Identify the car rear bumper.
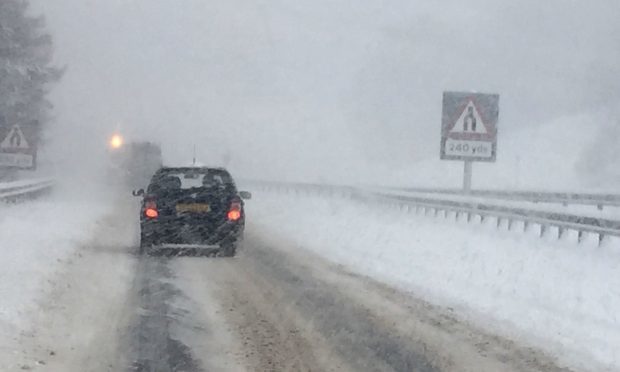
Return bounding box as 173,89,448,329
141,218,244,245
143,244,223,257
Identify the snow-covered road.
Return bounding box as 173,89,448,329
0,192,614,371
250,191,620,372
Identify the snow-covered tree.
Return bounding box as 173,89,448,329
0,0,60,129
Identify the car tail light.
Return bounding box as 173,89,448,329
145,208,159,218
144,200,158,219
227,202,242,221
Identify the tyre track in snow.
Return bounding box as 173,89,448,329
126,257,203,372
122,226,574,372
123,245,439,371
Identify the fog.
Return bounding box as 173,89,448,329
30,0,620,187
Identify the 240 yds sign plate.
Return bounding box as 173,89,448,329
440,92,499,162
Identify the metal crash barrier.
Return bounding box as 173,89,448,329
0,178,54,203
245,180,620,246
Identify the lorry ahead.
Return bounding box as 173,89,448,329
108,141,163,190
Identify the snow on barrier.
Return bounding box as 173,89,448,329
246,180,620,246
391,186,620,210
0,178,54,203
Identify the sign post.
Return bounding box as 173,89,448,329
440,91,499,192
463,161,472,192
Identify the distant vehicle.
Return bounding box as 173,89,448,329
109,141,163,190
135,166,251,257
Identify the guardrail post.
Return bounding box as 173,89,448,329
496,217,501,229
540,224,546,238
578,231,584,243
467,212,472,223
523,221,529,232
507,219,513,231
598,234,605,246
558,227,564,239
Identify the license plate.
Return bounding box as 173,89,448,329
176,203,210,213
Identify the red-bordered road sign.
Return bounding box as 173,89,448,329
0,121,38,169
440,91,499,162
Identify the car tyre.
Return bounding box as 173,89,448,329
139,238,147,256
219,241,237,257
140,233,157,256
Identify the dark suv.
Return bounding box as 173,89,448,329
135,167,251,256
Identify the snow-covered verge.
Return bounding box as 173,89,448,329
248,192,620,372
3,198,138,372
0,192,111,344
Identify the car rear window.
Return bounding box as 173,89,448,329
168,173,227,189
148,168,235,193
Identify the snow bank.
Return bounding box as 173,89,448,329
249,192,620,371
0,193,110,335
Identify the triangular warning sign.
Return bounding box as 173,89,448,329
450,101,487,134
1,125,29,150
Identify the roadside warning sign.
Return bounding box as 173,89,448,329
440,91,499,162
0,121,38,169
1,125,30,150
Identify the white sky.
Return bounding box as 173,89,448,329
30,0,620,184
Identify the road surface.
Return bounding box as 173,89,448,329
5,200,573,372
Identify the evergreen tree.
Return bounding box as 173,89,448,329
0,0,61,130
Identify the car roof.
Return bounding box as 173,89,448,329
157,166,230,173
150,167,236,187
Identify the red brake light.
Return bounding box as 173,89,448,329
144,200,158,218
227,209,241,221
145,208,159,218
227,201,242,221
